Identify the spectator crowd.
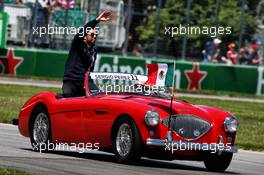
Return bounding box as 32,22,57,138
202,38,263,66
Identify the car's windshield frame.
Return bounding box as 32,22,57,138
86,72,172,99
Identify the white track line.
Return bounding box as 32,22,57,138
176,93,264,103
0,77,61,88
0,77,264,103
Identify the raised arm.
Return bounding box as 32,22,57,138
74,11,112,42
82,11,111,36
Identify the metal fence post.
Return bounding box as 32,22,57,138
0,0,3,11
30,0,39,47
239,0,246,50
63,0,70,50
122,0,132,55
96,0,100,17
215,0,221,27
181,0,192,60
153,0,162,57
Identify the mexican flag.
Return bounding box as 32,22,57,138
145,63,174,87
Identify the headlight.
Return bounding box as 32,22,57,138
224,116,239,133
145,110,160,126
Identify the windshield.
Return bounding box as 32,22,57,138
87,72,172,99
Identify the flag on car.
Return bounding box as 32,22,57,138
145,63,174,87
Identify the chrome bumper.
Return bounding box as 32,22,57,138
146,138,238,153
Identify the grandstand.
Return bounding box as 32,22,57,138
1,0,125,50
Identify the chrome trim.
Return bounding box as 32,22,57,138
218,135,223,155
146,138,238,153
166,130,173,142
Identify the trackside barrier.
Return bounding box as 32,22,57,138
0,47,263,95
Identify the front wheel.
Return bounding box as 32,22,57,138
204,153,233,172
112,117,142,164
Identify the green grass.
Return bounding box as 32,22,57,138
176,89,264,100
2,74,264,99
0,74,62,82
0,167,33,175
177,97,264,151
0,84,263,151
0,84,59,123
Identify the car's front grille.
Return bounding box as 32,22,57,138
163,114,211,140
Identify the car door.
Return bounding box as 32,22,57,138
51,96,87,143
82,95,114,148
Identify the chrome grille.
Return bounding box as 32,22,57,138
163,114,211,140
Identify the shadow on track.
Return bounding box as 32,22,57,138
21,148,239,174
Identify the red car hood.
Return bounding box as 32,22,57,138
100,94,228,123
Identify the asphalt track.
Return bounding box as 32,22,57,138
0,123,264,175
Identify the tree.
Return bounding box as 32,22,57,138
136,0,259,58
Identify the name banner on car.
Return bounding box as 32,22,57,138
90,72,148,82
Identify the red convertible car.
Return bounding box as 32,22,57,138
18,72,239,172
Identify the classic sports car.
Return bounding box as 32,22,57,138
18,72,239,172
